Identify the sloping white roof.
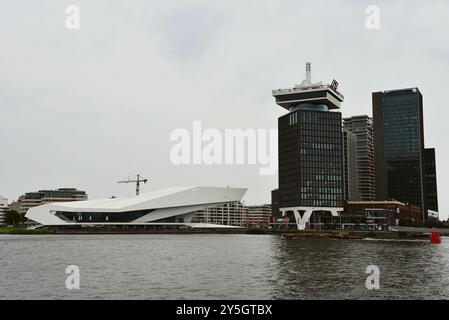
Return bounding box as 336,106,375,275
58,187,193,210
25,186,247,226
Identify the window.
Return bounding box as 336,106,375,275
289,112,298,126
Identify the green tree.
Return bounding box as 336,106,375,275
4,210,21,226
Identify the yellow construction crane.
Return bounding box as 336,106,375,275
117,174,148,196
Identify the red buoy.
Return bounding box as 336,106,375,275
430,229,441,244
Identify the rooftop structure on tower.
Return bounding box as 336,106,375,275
272,62,344,111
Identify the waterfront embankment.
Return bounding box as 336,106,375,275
0,226,442,239
0,227,49,235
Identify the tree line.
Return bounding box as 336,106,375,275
2,210,26,227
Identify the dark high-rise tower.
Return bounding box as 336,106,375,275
273,63,344,230
372,88,427,221
424,148,438,213
343,115,375,201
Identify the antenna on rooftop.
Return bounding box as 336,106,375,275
306,62,311,82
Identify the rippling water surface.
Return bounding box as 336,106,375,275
1,234,449,299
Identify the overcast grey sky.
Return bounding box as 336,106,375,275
0,0,447,219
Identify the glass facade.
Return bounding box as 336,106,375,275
383,90,423,209
279,109,343,208
55,209,154,223
373,88,428,219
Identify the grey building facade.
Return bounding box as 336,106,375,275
343,115,375,201
343,129,358,201
17,188,88,215
0,195,8,225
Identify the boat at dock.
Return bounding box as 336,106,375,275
281,232,363,240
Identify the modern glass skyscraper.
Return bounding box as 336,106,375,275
273,63,344,230
343,115,375,201
372,88,427,221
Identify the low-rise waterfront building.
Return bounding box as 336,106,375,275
245,204,272,228
192,201,247,227
302,200,424,231
0,195,8,225
17,188,87,216
342,200,423,230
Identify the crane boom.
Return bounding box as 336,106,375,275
117,174,148,195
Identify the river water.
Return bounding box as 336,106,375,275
1,234,449,300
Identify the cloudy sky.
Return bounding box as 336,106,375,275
0,0,447,219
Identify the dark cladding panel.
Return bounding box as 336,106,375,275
372,91,385,201
275,90,327,103
271,189,280,218
424,148,438,212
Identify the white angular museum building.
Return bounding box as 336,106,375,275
26,186,248,230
